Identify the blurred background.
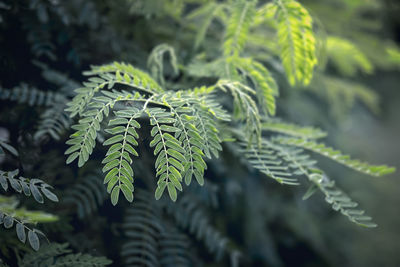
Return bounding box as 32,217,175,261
0,0,399,266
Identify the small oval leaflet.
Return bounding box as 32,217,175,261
4,215,14,228
28,230,40,251
111,186,120,206
167,183,177,202
16,223,26,243
30,181,44,203
9,178,22,192
41,187,59,202
0,141,19,156
0,174,8,191
155,182,166,200
120,184,133,202
20,179,31,196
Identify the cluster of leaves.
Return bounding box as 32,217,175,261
16,243,111,267
0,0,399,266
0,140,58,251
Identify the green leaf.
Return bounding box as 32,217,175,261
155,182,167,200
111,186,120,206
125,135,138,146
167,183,177,202
105,126,126,134
169,166,182,181
41,188,59,202
102,159,119,173
193,169,204,186
16,223,26,243
169,174,182,191
30,183,44,203
120,184,133,202
302,184,318,200
64,144,81,155
66,152,79,164
28,230,40,251
168,157,184,171
124,144,138,156
121,160,134,177
4,215,13,228
165,140,185,153
109,118,129,126
160,125,180,132
104,168,118,184
106,143,123,155
275,137,396,176
223,0,256,56
274,0,317,86
167,149,186,162
0,142,18,157
103,135,124,146
102,151,120,164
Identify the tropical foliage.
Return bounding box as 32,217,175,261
0,0,399,266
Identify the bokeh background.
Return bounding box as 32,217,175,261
1,0,399,266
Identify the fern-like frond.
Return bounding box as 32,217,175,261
85,62,164,93
102,108,141,205
187,87,231,121
275,136,396,176
122,190,194,266
18,243,70,266
252,2,278,27
164,193,240,263
0,84,66,107
316,75,380,116
200,93,232,122
238,139,298,185
223,0,256,56
193,103,224,159
177,91,226,158
0,143,58,251
47,253,112,266
34,61,80,95
0,82,71,141
127,0,186,19
327,36,373,77
122,191,163,267
186,2,226,50
64,173,107,218
0,169,58,203
163,93,208,187
65,62,162,118
231,57,279,116
309,170,378,227
65,63,231,203
147,107,186,202
147,44,178,87
19,242,112,266
273,144,378,227
274,0,317,86
1,196,57,251
65,90,145,167
34,102,71,141
277,146,370,226
160,226,192,267
186,58,228,78
273,144,317,176
216,80,261,143
262,120,327,139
